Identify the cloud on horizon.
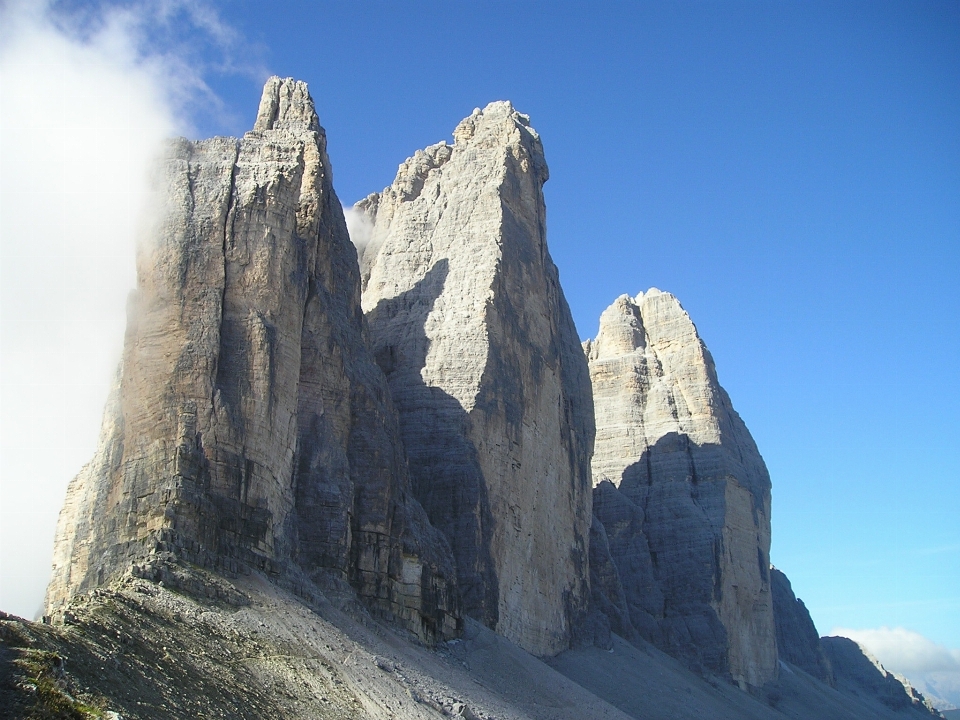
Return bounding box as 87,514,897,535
832,626,960,675
832,626,960,710
0,0,261,620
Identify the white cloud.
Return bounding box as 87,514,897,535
832,626,960,710
343,205,375,257
0,0,258,620
832,626,960,674
32,0,269,136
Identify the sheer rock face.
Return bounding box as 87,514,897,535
770,567,833,684
357,102,595,656
45,77,460,643
585,290,777,688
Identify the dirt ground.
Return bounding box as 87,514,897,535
0,567,942,719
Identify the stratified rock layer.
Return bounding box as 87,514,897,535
770,567,833,684
357,102,594,656
585,290,777,688
46,77,459,643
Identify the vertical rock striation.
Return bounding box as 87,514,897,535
585,290,777,688
357,102,594,656
46,77,459,643
770,567,833,684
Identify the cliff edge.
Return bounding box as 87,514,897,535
45,77,460,643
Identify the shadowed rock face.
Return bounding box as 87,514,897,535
822,636,941,716
357,102,595,656
585,290,778,688
770,567,833,684
45,77,460,643
32,76,939,718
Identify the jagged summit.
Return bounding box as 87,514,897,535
354,99,549,277
45,76,459,643
252,76,321,133
357,102,593,656
451,100,548,178
582,289,666,360
586,289,778,688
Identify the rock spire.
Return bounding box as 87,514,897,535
585,290,778,688
357,101,595,656
45,77,460,643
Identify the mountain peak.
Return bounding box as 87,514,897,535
253,76,320,134
450,100,548,181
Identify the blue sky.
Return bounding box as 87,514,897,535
1,0,958,693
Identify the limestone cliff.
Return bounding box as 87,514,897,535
585,290,778,688
770,567,833,684
32,76,943,717
45,77,459,643
357,102,595,656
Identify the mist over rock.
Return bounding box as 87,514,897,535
45,77,459,643
31,75,939,719
357,101,594,656
584,290,778,688
823,636,942,716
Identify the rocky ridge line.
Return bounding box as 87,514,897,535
34,74,945,719
822,635,941,716
770,567,833,684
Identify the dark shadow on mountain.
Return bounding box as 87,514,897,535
822,636,940,715
770,567,834,685
366,259,500,629
592,431,771,679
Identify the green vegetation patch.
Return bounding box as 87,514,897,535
1,618,106,720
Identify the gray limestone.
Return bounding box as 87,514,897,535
770,567,833,684
822,636,941,716
34,76,935,718
45,77,459,643
585,290,778,688
357,101,594,656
